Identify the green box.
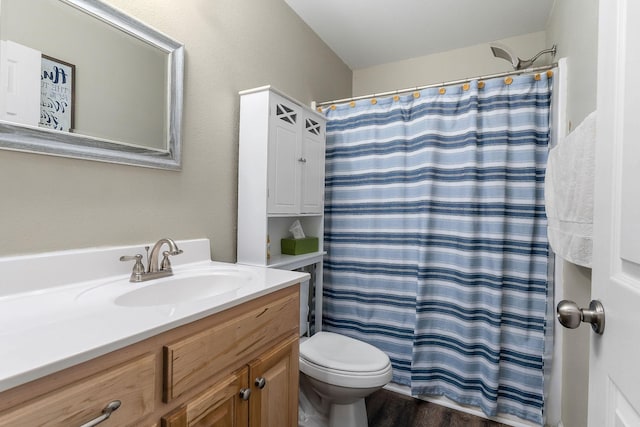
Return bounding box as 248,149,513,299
281,237,319,255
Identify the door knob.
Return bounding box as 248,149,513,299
557,299,605,335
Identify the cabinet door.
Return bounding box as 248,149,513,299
300,115,325,214
162,368,249,427
267,98,300,214
248,336,299,427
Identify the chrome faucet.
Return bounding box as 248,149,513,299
148,237,183,272
120,238,183,282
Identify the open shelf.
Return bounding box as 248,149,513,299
267,251,326,270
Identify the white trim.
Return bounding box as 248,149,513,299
544,57,568,427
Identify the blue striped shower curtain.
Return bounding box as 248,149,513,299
323,73,551,424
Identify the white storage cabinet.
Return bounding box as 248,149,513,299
237,86,326,332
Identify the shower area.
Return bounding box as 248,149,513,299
317,56,564,426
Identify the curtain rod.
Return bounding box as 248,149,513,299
315,63,558,108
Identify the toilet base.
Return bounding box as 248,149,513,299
329,398,367,427
299,375,372,427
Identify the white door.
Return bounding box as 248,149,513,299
268,97,300,214
0,40,41,126
589,0,640,425
300,114,325,214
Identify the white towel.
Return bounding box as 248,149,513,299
545,111,597,267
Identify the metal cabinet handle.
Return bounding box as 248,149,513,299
557,299,605,335
79,400,121,427
239,388,252,400
255,377,266,389
298,157,307,163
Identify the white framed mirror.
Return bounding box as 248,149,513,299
0,0,184,170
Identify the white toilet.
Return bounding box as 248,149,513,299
297,282,393,427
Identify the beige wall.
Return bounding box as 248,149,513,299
546,1,599,427
352,31,548,96
547,0,599,132
0,0,351,261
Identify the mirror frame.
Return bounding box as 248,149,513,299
0,0,184,170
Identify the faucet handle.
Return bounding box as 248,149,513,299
160,251,173,271
120,254,145,282
120,254,143,263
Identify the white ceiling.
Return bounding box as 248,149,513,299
284,0,555,70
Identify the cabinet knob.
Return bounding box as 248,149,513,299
239,388,252,400
298,157,307,163
255,377,267,389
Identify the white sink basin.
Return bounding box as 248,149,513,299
76,268,254,307
115,272,247,307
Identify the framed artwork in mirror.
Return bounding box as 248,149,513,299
39,54,75,132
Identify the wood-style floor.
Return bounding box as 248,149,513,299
365,389,512,427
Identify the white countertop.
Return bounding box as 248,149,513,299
0,239,308,393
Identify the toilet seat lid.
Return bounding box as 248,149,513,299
299,331,390,373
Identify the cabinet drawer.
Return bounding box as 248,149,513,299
0,353,156,427
164,289,299,402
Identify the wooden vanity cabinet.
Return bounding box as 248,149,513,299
161,335,298,427
0,286,300,427
161,286,300,427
